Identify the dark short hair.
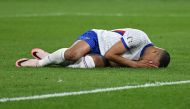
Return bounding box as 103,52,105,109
159,50,170,68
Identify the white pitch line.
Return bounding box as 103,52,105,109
0,80,190,103
0,12,190,18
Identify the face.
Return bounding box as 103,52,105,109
148,49,163,66
141,46,164,67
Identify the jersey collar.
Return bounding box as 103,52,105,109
140,43,154,57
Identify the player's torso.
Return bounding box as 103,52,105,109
92,28,151,60
92,29,121,55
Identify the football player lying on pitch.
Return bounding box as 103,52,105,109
16,28,170,68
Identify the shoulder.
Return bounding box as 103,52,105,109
121,28,151,48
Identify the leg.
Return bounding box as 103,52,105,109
31,41,90,61
16,30,99,67
64,30,100,61
37,40,90,67
65,40,90,61
32,48,106,68
67,54,107,68
38,30,98,66
90,54,107,67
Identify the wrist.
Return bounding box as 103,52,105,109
129,61,139,68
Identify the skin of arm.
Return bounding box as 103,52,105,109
104,40,157,68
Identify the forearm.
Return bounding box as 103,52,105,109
106,54,137,68
104,40,157,68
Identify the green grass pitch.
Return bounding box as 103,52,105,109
0,0,190,108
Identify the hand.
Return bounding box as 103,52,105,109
136,60,158,68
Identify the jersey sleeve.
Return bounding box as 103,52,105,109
121,33,142,49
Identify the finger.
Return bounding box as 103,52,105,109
147,63,158,68
148,61,153,64
140,63,152,68
141,62,158,68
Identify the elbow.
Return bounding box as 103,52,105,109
105,52,113,60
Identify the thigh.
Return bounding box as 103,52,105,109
77,30,100,54
65,30,100,61
65,40,91,61
69,40,91,56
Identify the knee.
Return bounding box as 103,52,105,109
64,49,81,61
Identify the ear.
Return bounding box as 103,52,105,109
152,50,158,53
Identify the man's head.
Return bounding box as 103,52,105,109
143,46,170,68
158,50,170,67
